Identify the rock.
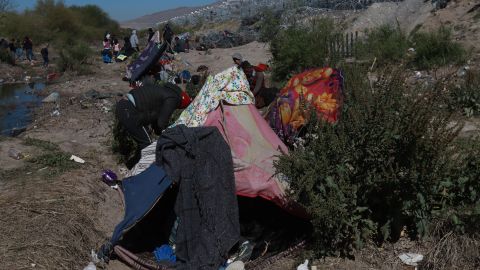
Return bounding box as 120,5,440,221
10,127,27,137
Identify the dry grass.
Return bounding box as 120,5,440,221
0,163,107,269
423,232,480,270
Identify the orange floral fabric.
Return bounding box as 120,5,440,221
266,67,343,144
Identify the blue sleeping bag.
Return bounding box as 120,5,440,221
110,163,172,244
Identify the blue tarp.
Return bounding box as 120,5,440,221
110,164,172,245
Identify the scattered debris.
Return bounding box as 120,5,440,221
226,261,245,270
456,65,470,77
101,170,118,186
84,89,114,100
82,262,96,270
399,253,424,268
8,148,24,160
70,155,85,164
296,259,309,270
51,109,61,117
42,92,60,103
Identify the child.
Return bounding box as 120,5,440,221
113,38,120,58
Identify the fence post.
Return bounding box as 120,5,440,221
355,31,358,58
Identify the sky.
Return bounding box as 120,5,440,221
15,0,217,21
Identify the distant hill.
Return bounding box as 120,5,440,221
120,1,222,29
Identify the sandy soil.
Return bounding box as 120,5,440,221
176,41,271,74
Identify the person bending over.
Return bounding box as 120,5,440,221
115,83,183,169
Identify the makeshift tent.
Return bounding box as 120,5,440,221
129,66,307,218
265,67,344,144
126,31,167,82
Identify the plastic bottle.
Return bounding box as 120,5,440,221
83,262,96,270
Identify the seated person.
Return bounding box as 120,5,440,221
251,64,278,109
115,83,186,169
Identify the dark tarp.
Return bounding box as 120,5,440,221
127,42,167,83
110,163,172,245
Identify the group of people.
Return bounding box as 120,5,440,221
115,49,275,170
0,37,49,67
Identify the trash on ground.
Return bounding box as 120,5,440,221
297,259,309,270
42,92,59,103
70,155,85,164
82,262,96,270
226,261,245,270
153,245,176,263
8,148,24,160
51,109,60,116
399,253,424,266
101,169,118,185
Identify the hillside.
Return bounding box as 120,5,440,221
121,6,201,29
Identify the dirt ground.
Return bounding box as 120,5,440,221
1,1,480,267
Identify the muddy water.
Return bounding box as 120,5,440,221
0,82,45,136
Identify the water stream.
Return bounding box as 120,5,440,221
0,82,45,136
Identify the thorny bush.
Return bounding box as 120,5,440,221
275,66,480,257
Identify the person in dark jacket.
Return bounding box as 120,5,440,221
163,23,174,53
115,83,183,168
147,27,155,42
23,36,33,62
8,38,16,64
40,44,49,68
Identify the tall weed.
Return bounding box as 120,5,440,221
411,27,466,69
57,42,93,74
270,18,337,81
275,66,476,256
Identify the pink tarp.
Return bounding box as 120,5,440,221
205,104,308,218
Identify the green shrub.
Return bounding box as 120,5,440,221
275,66,471,256
411,27,466,69
358,25,409,64
258,8,282,42
270,18,337,81
433,137,480,235
449,71,480,117
57,42,94,74
0,1,120,55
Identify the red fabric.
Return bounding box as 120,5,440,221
254,63,269,72
179,91,192,109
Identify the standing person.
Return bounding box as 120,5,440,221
147,27,155,42
113,38,120,58
130,30,139,52
102,38,112,63
40,44,49,68
122,36,135,57
23,36,34,63
114,83,188,168
8,38,16,65
163,23,174,53
15,39,23,61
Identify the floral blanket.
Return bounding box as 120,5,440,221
173,66,254,127
266,67,344,144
